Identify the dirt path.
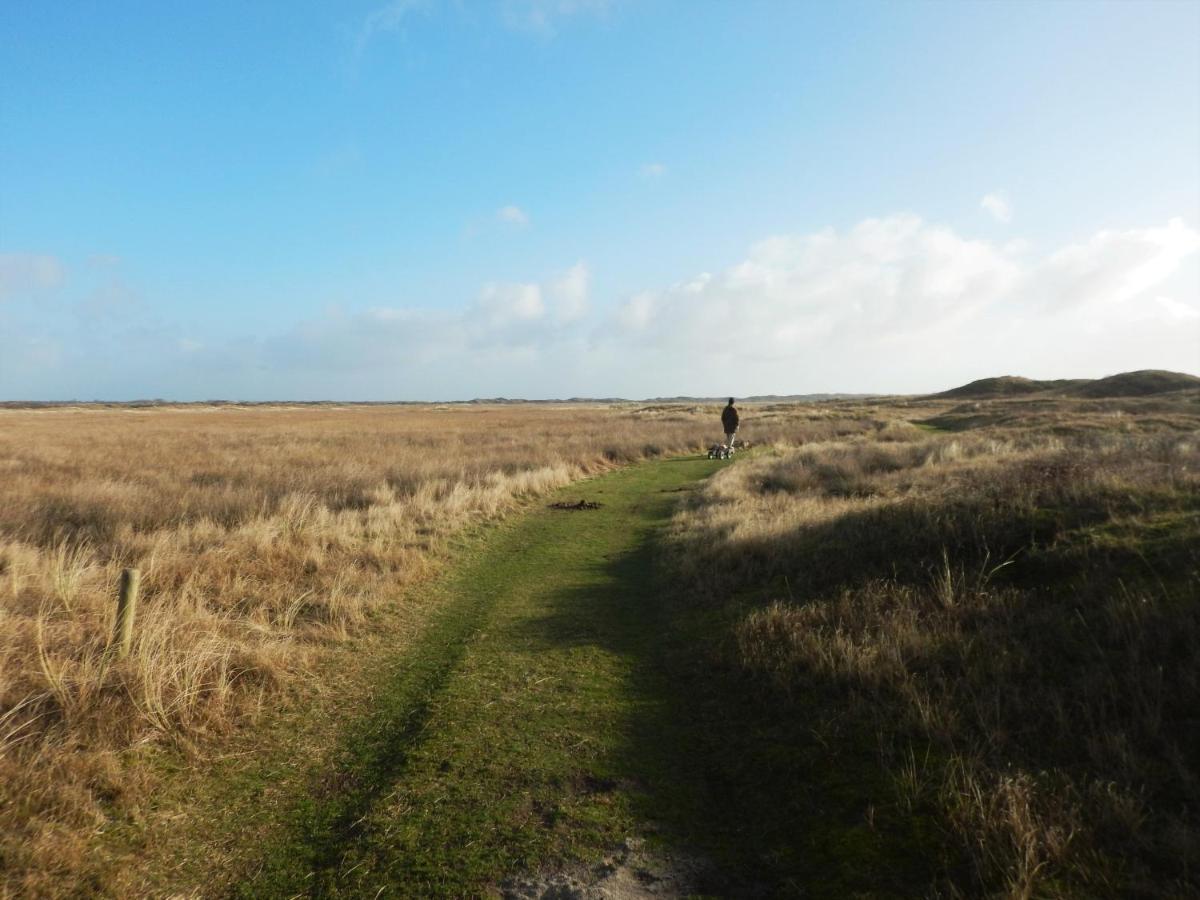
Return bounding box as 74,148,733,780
232,455,729,898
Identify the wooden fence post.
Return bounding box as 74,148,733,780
113,568,140,658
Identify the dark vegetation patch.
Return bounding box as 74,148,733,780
1068,369,1200,398
663,403,1200,896
934,368,1199,400
550,500,604,510
915,390,1199,434
935,374,1055,398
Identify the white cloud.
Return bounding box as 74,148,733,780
501,0,613,34
596,215,1197,393
981,191,1013,224
253,262,590,382
147,214,1200,397
616,215,1022,352
477,281,544,324
0,253,65,301
549,261,589,322
461,264,589,335
6,216,1197,400
639,162,667,179
1156,295,1200,320
496,204,530,226
1035,217,1200,309
616,291,655,331
353,0,430,58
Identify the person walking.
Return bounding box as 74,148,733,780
721,398,740,452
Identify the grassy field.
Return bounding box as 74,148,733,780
664,393,1199,896
1,392,1196,896
0,401,837,896
218,455,729,898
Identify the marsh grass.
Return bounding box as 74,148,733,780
0,401,854,895
667,395,1199,896
4,394,1195,895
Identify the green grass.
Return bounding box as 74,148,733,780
132,451,964,897
230,455,728,896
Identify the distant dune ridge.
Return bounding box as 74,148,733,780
934,369,1200,400
2,370,1196,408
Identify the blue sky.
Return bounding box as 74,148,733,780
2,0,1198,399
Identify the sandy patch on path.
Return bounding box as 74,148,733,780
498,837,727,899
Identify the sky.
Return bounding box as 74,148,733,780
1,0,1198,400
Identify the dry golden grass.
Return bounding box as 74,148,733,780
0,401,858,896
667,395,1200,896
7,394,1194,896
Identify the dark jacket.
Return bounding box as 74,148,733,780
722,404,739,432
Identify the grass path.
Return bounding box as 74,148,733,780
235,454,727,897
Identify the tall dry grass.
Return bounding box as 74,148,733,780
667,398,1199,896
0,401,862,895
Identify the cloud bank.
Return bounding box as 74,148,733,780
2,216,1196,400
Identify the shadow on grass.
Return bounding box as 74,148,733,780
510,488,1200,896
507,524,951,897
230,454,1198,897
697,481,1196,604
